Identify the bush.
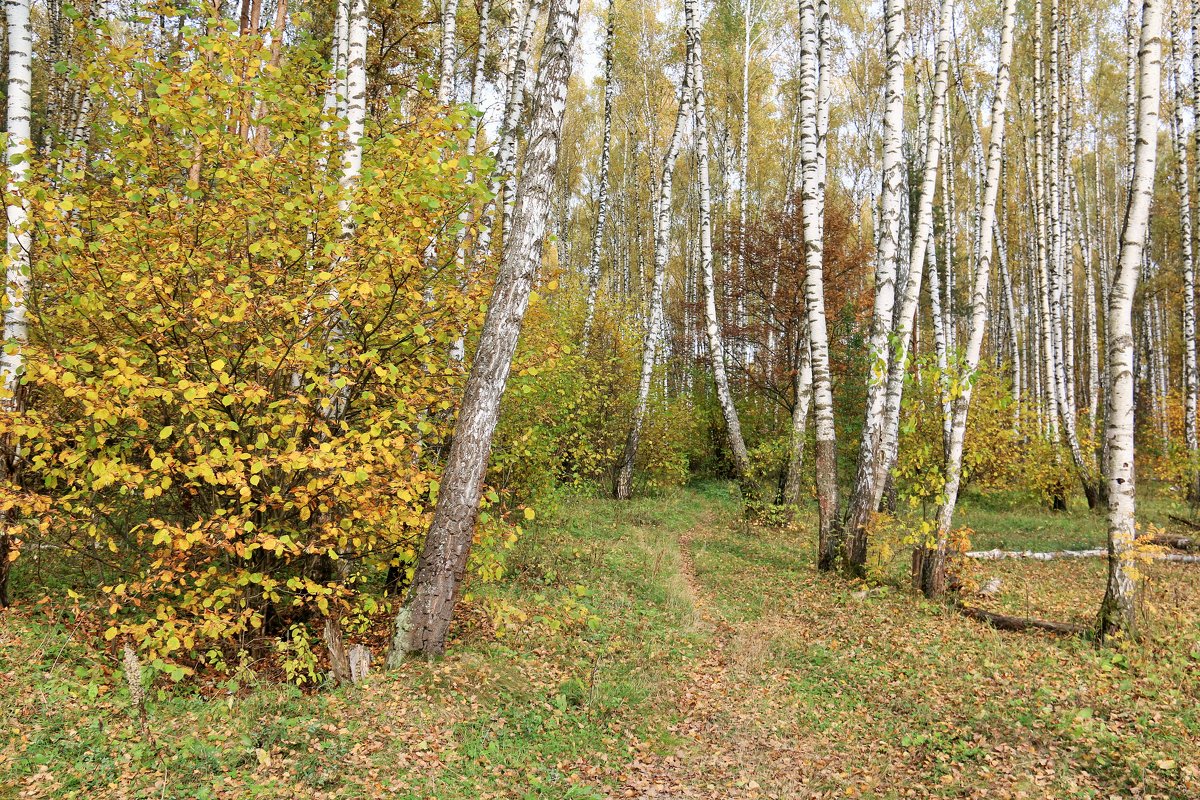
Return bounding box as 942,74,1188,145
2,21,506,671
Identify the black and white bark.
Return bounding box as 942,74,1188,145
1100,0,1161,641
0,0,32,608
615,61,692,500
923,0,1016,597
844,0,907,573
582,0,615,350
687,0,752,487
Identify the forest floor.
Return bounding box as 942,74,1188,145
2,483,1200,799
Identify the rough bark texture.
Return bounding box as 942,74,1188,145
956,603,1087,635
874,0,955,580
1100,0,1161,642
389,0,581,659
437,0,462,104
1170,6,1200,502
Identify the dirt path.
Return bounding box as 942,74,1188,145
604,515,817,799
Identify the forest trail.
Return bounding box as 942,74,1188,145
605,511,818,799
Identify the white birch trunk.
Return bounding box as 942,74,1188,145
686,0,752,486
865,0,955,570
1100,0,1161,640
844,0,907,572
1170,6,1199,499
582,0,615,351
614,65,692,500
0,0,32,607
925,0,1017,597
390,0,581,658
798,0,840,569
438,0,462,104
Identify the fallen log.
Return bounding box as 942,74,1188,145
964,548,1200,563
954,602,1087,635
965,548,1103,560
1167,514,1200,532
1144,532,1198,551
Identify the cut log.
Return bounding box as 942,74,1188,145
954,603,1086,635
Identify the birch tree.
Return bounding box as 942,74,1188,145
388,0,582,658
1169,5,1199,502
844,0,906,574
687,0,753,489
438,0,462,104
615,59,692,501
869,0,955,582
0,0,32,608
797,0,840,569
582,0,615,350
1099,0,1162,641
922,0,1016,598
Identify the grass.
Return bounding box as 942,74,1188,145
2,482,1198,798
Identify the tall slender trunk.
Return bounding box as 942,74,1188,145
922,0,1016,598
389,0,581,658
1170,6,1199,500
798,0,840,569
1100,0,1161,641
687,0,752,488
844,0,907,573
0,0,32,608
872,0,954,581
615,65,692,500
582,0,615,351
476,0,542,261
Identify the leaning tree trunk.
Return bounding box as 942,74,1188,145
921,0,1016,598
1100,0,1162,642
0,0,31,609
388,0,581,659
686,0,753,489
614,65,693,500
844,0,906,575
582,0,615,351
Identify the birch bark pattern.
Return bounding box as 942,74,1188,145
389,0,581,658
1100,0,1162,641
614,59,692,500
582,0,615,350
687,0,753,488
844,0,906,573
437,0,462,104
924,0,1016,598
797,0,840,569
872,0,955,583
0,0,31,608
1170,6,1199,502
